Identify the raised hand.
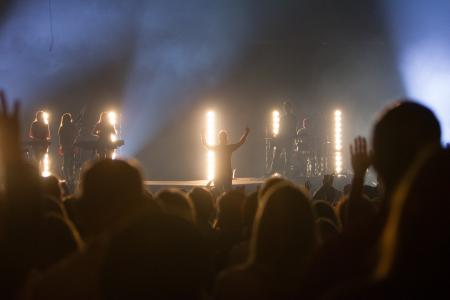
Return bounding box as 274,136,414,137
245,126,250,134
0,90,21,162
350,136,371,178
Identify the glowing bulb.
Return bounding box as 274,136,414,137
108,111,117,126
206,111,216,180
42,153,51,177
43,111,49,125
334,109,343,174
272,110,280,136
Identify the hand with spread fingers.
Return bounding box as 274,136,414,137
350,136,371,178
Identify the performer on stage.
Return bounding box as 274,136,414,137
58,113,77,182
297,117,316,153
92,112,116,159
29,110,50,167
201,126,250,193
270,101,297,174
296,117,315,176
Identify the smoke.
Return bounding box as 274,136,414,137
383,0,450,142
121,1,254,155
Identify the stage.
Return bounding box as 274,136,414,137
144,177,266,192
143,175,352,193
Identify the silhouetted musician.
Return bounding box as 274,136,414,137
29,110,50,165
92,112,117,159
58,113,77,181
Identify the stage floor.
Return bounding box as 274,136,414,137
144,177,266,187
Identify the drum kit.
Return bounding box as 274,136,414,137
265,133,334,178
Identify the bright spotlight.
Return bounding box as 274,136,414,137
42,153,51,177
206,111,216,180
108,111,117,126
272,110,280,136
43,111,49,125
334,110,343,174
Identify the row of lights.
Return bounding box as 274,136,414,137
206,111,216,181
334,110,343,174
271,109,344,175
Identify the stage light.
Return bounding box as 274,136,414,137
206,111,216,180
43,111,49,125
334,110,343,174
111,133,118,159
272,110,280,136
42,153,51,177
108,111,117,126
384,0,450,143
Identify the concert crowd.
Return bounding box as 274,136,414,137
0,89,448,299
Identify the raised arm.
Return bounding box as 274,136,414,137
231,126,250,151
201,129,213,151
347,136,372,225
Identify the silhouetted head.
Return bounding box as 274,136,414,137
283,101,293,114
323,174,334,187
312,200,338,226
259,176,287,199
60,113,72,128
41,175,62,201
156,189,195,224
36,111,45,123
102,213,208,300
372,101,441,195
189,187,214,224
376,149,450,290
79,159,144,236
249,182,316,272
218,130,228,145
316,218,339,244
216,190,245,231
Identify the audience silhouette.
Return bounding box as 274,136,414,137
0,89,447,300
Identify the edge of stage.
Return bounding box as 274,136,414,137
144,175,352,192
144,177,266,192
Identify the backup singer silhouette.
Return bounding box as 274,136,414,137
201,127,250,193
29,110,50,168
92,112,116,159
58,113,77,182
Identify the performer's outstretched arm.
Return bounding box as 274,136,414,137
201,130,213,151
231,126,250,151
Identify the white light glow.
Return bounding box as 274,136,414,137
108,111,117,126
334,110,343,174
384,0,450,143
206,111,216,180
42,153,51,177
43,111,49,125
272,110,280,136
